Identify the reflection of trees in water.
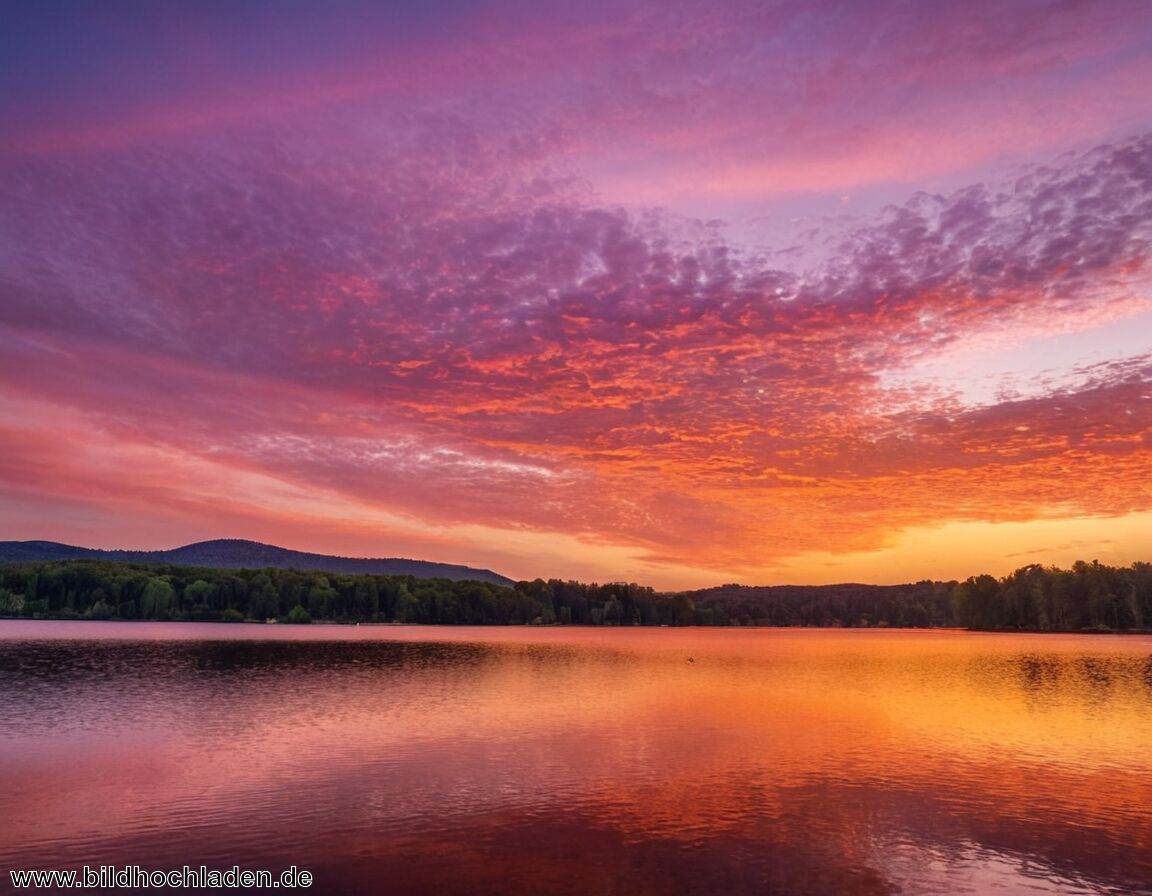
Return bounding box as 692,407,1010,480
967,649,1152,711
1016,653,1062,688
1014,652,1065,710
3,630,1152,895
1075,655,1115,699
0,639,501,739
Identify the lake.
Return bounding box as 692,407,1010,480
1,622,1150,895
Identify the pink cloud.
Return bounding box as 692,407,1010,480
1,123,1149,576
1,1,1150,581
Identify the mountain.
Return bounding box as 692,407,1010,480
0,539,515,587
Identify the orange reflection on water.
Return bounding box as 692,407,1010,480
1,623,1150,895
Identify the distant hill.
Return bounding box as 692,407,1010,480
683,580,957,628
0,539,515,587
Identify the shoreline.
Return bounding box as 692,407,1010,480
2,616,1150,635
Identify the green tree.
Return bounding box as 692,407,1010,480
306,578,338,619
247,573,279,620
286,604,312,624
0,587,25,616
185,579,215,612
139,578,175,620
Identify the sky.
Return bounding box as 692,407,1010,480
1,0,1150,589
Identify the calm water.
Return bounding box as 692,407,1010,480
1,622,1150,895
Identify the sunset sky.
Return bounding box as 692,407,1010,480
1,0,1149,589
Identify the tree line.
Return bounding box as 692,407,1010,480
686,581,956,628
0,561,534,625
0,561,675,626
0,558,1149,630
951,561,1152,631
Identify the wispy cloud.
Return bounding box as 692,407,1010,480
1,0,1149,582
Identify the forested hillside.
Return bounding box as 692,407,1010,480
0,559,1148,631
0,539,512,586
951,561,1152,631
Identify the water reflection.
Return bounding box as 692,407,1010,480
1,622,1150,895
